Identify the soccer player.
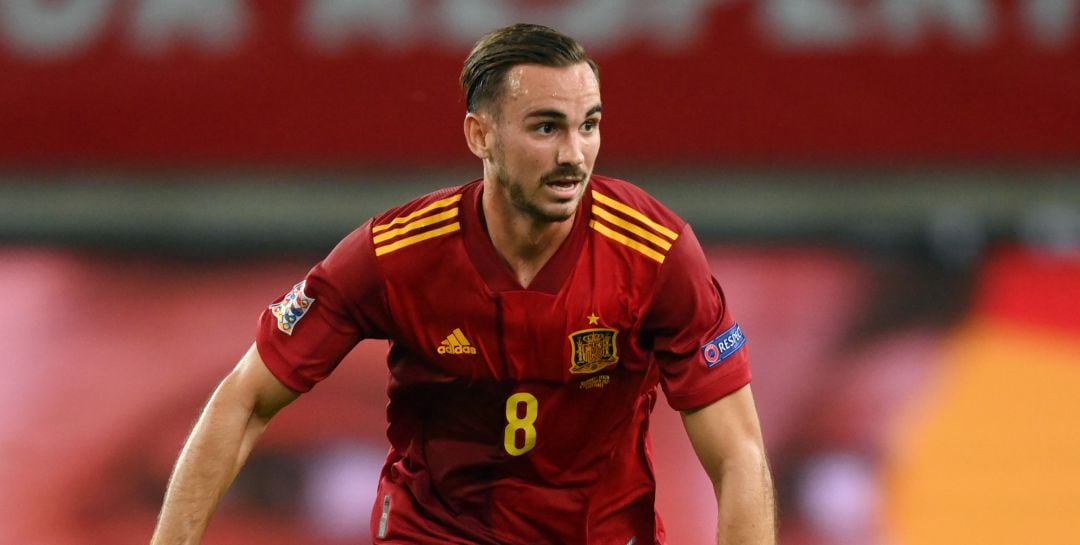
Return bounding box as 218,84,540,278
151,23,775,545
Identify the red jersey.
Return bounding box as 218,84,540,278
256,175,751,545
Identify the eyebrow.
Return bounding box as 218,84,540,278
525,104,603,120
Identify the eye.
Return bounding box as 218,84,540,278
581,119,599,132
535,123,555,135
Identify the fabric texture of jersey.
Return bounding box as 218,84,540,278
255,175,752,545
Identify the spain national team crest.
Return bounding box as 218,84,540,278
568,328,619,374
269,280,315,335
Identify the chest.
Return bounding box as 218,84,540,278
381,240,657,384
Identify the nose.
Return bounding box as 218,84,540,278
556,131,586,168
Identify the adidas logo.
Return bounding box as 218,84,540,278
437,328,477,355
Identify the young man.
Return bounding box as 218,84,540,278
152,24,775,545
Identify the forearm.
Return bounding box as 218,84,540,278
714,446,776,545
150,377,271,545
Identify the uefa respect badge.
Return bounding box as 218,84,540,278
701,323,746,368
269,280,315,335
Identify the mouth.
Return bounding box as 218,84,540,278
544,177,585,197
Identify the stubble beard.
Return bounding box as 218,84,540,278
496,167,585,224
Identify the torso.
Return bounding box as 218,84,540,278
369,178,677,544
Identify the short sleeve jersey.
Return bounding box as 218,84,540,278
256,176,751,545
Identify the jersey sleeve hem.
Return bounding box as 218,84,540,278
255,329,315,394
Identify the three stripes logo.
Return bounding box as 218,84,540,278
373,194,462,256
437,328,477,355
589,190,679,264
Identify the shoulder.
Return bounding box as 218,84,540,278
589,175,685,227
587,174,687,265
369,182,472,258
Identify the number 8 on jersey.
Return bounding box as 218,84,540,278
504,392,538,456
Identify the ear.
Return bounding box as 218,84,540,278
464,112,492,160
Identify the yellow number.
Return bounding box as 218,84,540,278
504,392,538,456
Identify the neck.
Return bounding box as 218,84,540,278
481,185,575,289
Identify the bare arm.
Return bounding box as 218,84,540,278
150,343,299,545
682,385,776,545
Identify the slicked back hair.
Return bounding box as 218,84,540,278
461,23,599,115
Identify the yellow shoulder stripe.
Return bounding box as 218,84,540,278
375,223,461,256
591,190,679,241
590,220,666,264
372,208,458,244
590,189,680,262
372,194,462,234
591,205,672,251
372,194,463,256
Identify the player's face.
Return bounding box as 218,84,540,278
488,62,601,223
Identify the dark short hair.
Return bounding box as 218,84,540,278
460,23,599,113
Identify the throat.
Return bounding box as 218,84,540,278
489,219,572,289
481,183,577,289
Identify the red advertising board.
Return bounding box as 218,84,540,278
1,0,1078,167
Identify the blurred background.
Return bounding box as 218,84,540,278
3,1,1079,544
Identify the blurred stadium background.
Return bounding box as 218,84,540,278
3,1,1079,544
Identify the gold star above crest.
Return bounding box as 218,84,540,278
587,313,600,325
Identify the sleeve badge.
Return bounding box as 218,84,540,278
701,323,746,368
269,280,315,335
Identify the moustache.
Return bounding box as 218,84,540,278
541,167,589,184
